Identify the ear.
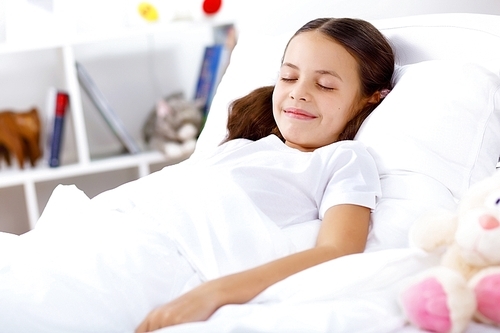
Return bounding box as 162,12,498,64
156,99,171,117
355,92,381,113
366,91,382,105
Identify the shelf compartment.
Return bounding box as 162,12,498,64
0,185,30,235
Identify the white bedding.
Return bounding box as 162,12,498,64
1,185,499,333
3,184,414,333
0,190,449,333
2,11,500,333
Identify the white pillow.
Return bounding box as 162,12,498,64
358,60,500,198
359,60,500,250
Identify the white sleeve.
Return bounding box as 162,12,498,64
319,142,381,219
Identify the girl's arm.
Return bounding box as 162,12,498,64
135,204,370,333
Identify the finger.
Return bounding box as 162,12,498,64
134,322,146,333
135,317,151,333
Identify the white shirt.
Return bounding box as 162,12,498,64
92,135,381,279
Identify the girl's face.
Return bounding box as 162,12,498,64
272,31,368,151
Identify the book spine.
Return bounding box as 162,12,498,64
49,91,70,167
195,44,224,115
207,46,230,112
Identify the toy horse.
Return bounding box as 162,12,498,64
0,108,42,169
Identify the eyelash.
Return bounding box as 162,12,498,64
279,78,334,91
317,84,334,91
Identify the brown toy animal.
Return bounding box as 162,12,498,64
0,108,42,169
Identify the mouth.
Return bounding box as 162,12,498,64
283,107,317,120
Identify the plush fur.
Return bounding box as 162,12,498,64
142,93,204,159
399,171,500,333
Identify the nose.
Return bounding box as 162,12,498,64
479,214,500,230
289,81,310,101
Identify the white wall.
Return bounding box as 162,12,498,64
214,0,500,35
60,0,499,171
1,0,498,157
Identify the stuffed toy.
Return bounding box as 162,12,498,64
0,108,42,169
142,93,204,159
399,170,500,333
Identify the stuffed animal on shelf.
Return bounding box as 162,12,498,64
142,93,204,159
399,171,500,333
0,108,42,169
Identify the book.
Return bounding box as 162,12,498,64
213,23,237,50
48,91,70,167
194,44,230,115
75,62,141,155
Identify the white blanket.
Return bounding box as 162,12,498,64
1,185,498,333
157,249,500,333
156,248,438,333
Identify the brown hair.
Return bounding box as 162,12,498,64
225,17,394,143
225,85,283,142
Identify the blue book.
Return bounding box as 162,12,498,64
49,91,70,167
195,44,229,115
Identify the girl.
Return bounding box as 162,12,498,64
0,17,394,333
136,17,394,332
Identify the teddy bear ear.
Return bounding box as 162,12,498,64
458,170,500,212
156,99,171,117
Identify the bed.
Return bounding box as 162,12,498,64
1,12,500,333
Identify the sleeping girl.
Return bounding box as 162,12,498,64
0,17,394,333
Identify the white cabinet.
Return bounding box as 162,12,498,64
0,21,214,234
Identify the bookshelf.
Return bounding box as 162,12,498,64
0,20,216,234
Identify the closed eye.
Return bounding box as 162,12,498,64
317,84,334,91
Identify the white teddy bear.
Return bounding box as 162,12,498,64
399,170,500,333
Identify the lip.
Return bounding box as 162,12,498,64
283,107,317,120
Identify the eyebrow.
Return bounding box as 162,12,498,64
281,62,343,82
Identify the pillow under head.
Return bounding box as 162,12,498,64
358,60,500,250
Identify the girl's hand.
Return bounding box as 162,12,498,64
135,281,222,333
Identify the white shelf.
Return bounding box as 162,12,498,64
0,151,182,189
0,20,212,234
0,149,189,230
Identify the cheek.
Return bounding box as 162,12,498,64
343,94,366,121
272,89,284,114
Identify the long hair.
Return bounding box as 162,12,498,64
225,17,394,143
225,86,283,142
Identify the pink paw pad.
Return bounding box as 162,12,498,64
474,272,500,324
401,277,451,333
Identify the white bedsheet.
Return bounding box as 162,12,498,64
152,248,499,333
1,185,499,333
157,248,500,333
156,248,431,333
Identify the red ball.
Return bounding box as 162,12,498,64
202,0,222,15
